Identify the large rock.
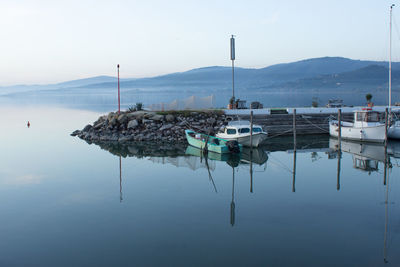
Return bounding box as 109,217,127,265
165,114,175,122
159,123,173,131
109,117,118,127
93,121,104,130
118,114,128,124
207,117,216,124
71,130,81,136
127,119,139,129
151,114,164,122
83,124,92,132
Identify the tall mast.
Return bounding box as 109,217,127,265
389,4,395,114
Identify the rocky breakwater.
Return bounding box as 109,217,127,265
71,110,227,143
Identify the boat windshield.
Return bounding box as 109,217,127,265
356,112,381,122
239,128,250,133
253,127,262,133
227,128,237,135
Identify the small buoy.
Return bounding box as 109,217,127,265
27,121,30,128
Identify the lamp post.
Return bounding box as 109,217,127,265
117,64,120,114
230,35,235,108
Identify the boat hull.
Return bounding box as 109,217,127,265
388,122,400,139
185,130,242,154
215,132,267,147
329,120,386,143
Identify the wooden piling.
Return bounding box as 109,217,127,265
336,150,341,191
250,153,253,193
292,151,296,193
385,108,389,144
293,109,297,151
250,111,253,147
338,109,342,148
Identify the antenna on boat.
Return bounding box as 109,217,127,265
389,4,395,119
230,35,236,107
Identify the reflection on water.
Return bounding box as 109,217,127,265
80,133,400,265
3,106,400,266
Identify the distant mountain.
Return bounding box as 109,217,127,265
75,57,399,91
275,64,398,91
1,57,399,96
0,75,122,95
54,75,119,88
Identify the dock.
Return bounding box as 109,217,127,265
224,106,400,136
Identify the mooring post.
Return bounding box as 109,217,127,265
384,144,388,186
250,110,254,193
338,109,342,148
292,151,296,193
385,108,389,145
292,109,297,192
337,150,341,191
250,153,253,193
250,111,254,147
293,109,297,151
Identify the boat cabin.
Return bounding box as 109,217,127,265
221,125,263,135
354,109,382,123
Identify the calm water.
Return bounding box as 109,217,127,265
3,89,400,112
1,105,400,266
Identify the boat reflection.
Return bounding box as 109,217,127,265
328,138,388,174
185,145,268,167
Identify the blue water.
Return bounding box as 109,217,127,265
0,105,400,266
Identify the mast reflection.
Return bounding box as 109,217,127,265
119,155,123,202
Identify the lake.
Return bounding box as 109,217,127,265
0,105,400,266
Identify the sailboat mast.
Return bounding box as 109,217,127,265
389,4,394,113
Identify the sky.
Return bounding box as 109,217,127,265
0,0,399,86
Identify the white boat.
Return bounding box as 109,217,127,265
386,5,400,139
216,120,268,147
388,120,400,139
329,108,386,143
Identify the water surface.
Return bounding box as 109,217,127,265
0,106,399,266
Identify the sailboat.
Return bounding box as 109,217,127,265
329,6,395,143
387,4,400,139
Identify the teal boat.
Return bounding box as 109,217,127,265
185,130,242,154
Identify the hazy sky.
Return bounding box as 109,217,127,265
0,0,399,85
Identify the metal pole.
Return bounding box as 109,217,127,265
117,64,120,114
383,159,390,263
230,35,235,104
119,155,123,202
389,5,395,116
232,60,235,100
230,167,235,227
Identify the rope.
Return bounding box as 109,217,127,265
300,115,330,133
264,129,293,139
